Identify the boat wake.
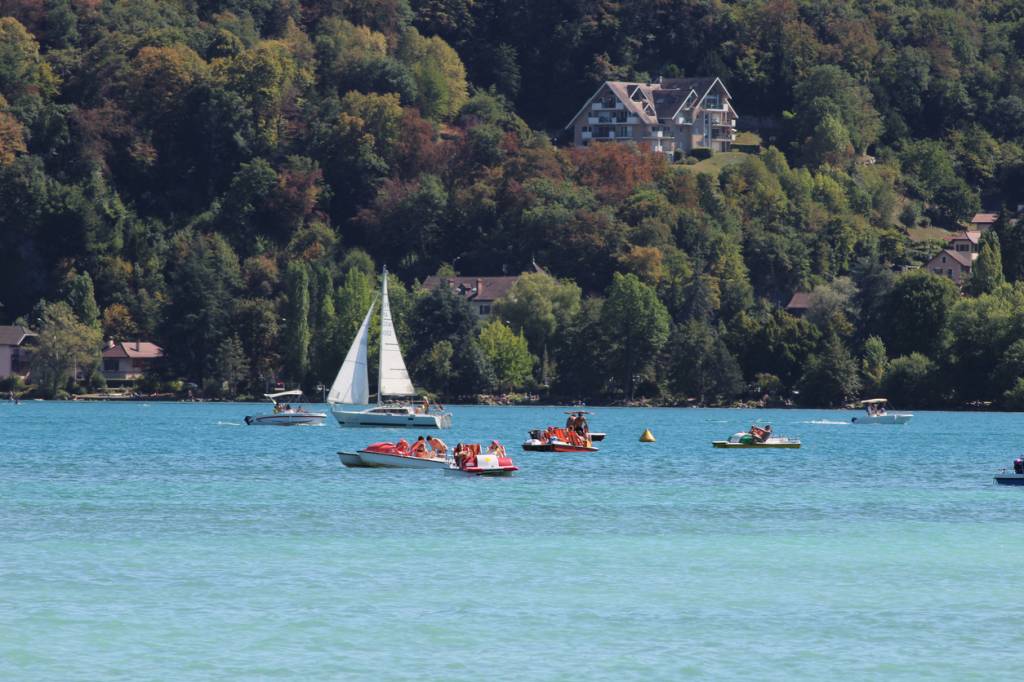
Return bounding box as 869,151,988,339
216,421,243,426
803,419,848,425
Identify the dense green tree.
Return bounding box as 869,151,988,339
283,261,310,382
492,271,581,359
879,270,959,358
797,334,862,407
163,232,241,383
861,335,888,395
883,353,939,408
478,319,534,391
30,301,102,397
214,334,249,397
966,232,1005,296
667,320,744,404
601,273,670,400
63,271,100,328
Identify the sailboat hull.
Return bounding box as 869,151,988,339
331,406,452,428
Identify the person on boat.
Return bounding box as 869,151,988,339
487,440,506,457
427,436,447,456
1014,457,1024,475
453,443,466,467
420,398,430,414
396,438,410,454
411,435,428,457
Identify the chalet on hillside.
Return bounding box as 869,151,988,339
565,76,737,156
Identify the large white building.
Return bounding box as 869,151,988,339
565,76,737,156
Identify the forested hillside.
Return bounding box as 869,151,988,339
3,1,1024,407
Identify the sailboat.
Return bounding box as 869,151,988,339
327,267,453,428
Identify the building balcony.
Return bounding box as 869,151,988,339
587,116,600,125
591,101,624,110
711,118,737,127
581,131,592,140
627,114,640,123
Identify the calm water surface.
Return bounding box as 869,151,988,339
1,403,1022,679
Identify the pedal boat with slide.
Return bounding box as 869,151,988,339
522,427,599,453
712,424,801,449
244,390,326,426
338,440,447,468
444,443,518,477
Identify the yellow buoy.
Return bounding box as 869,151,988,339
639,428,656,443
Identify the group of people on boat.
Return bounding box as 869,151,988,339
272,402,304,414
452,441,509,468
866,403,886,417
393,435,449,459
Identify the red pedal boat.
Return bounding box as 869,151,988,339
521,427,599,453
446,443,518,476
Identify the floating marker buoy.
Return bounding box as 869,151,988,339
639,428,656,443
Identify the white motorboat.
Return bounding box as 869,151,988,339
327,267,452,429
851,398,912,425
245,390,326,426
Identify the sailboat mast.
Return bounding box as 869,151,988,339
378,266,386,406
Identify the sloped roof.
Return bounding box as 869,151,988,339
946,231,981,245
785,292,812,310
565,76,731,128
422,276,520,303
102,341,164,359
0,325,35,346
971,212,998,224
929,249,974,268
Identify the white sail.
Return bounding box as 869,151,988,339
378,267,416,399
327,301,376,405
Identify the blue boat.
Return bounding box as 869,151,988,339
995,473,1024,486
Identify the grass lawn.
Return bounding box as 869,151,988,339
678,151,749,177
908,225,955,242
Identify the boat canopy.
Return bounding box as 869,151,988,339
564,410,593,415
860,398,889,404
266,390,304,402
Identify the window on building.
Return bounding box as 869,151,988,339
705,94,720,108
933,268,943,274
479,304,491,315
941,256,946,263
103,358,119,372
618,126,629,137
947,269,954,277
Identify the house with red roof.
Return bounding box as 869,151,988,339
421,275,521,320
926,248,975,286
102,340,164,384
970,213,998,231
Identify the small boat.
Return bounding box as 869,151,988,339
995,457,1024,485
522,427,599,453
244,390,325,426
445,443,518,476
712,424,800,448
327,267,452,429
338,440,448,469
851,398,912,425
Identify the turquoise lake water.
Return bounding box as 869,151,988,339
1,402,1022,679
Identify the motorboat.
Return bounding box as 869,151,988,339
851,398,912,425
995,457,1024,485
444,443,518,476
712,424,800,448
522,427,599,453
244,390,325,426
327,266,452,429
338,440,448,469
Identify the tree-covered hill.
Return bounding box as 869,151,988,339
2,1,1024,407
